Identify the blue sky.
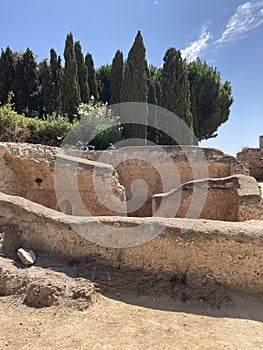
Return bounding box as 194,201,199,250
1,0,263,155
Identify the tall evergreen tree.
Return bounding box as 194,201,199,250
96,64,111,103
187,58,233,141
147,65,157,105
121,31,148,140
160,48,193,144
13,48,38,115
0,47,15,104
61,32,81,119
110,50,123,105
85,53,98,100
74,41,89,103
50,48,63,116
23,48,39,114
147,65,157,143
38,59,52,116
13,52,24,113
148,64,162,105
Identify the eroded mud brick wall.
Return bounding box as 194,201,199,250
83,146,248,217
1,191,263,293
0,143,248,218
0,143,126,216
237,136,263,181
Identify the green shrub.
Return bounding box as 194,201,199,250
0,92,71,146
26,117,71,146
0,93,30,142
0,93,121,149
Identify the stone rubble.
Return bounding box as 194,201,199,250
17,248,37,266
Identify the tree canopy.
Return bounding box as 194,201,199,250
61,32,81,118
110,50,123,105
121,30,148,140
187,58,233,141
0,31,234,144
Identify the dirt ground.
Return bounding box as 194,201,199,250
0,255,263,350
0,291,263,350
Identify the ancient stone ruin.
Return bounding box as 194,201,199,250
0,141,263,299
237,135,263,181
1,142,259,220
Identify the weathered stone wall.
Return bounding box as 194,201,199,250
83,146,248,217
0,143,126,216
1,192,262,293
0,143,249,218
237,136,263,181
152,174,263,221
237,148,263,181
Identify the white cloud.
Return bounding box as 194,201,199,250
215,2,263,45
181,26,212,61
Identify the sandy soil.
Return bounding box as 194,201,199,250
0,292,263,350
0,250,263,350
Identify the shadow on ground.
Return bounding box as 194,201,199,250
1,251,262,323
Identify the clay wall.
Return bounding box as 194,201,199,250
152,174,263,221
0,143,126,216
0,143,250,218
83,146,247,217
237,136,263,181
1,192,262,293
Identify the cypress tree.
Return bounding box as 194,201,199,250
74,41,89,103
38,59,52,116
13,52,25,113
147,66,157,105
23,48,39,114
110,50,123,105
0,47,15,104
61,32,81,119
147,65,157,143
96,64,111,103
160,48,193,144
121,31,148,140
13,48,38,115
85,53,98,100
50,48,63,117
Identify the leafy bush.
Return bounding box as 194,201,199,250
0,92,71,146
0,93,122,149
0,92,30,142
26,117,71,146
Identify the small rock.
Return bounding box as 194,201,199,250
17,248,36,266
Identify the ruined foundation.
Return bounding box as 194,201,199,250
0,142,263,294
237,135,263,181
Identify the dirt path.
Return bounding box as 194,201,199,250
1,291,263,350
